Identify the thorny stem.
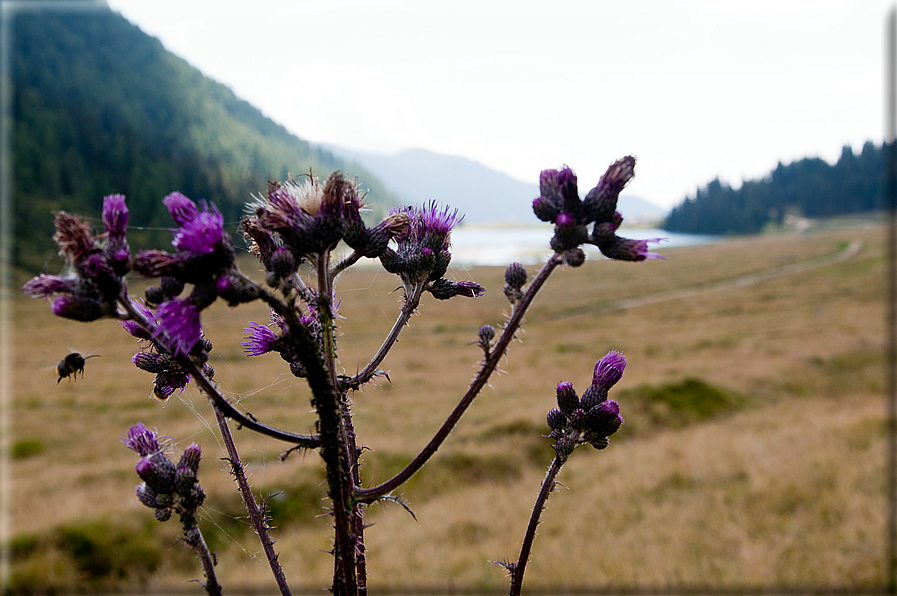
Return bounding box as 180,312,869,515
509,454,564,596
183,524,223,596
354,253,563,502
213,406,293,596
342,402,368,595
315,253,358,596
343,280,426,391
117,295,321,448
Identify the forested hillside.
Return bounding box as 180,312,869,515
12,8,395,271
663,142,887,235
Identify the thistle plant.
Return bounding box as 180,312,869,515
23,157,661,595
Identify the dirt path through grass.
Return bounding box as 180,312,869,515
606,238,863,312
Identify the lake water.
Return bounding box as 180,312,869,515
447,225,720,267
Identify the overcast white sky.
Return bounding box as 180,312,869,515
104,0,891,209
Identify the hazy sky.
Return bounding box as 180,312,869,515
104,0,890,208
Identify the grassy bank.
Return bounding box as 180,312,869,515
9,223,887,591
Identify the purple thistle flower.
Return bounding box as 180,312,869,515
162,192,199,227
593,350,626,390
242,322,279,356
394,200,462,251
102,194,129,240
22,274,78,298
171,201,225,255
419,200,461,240
155,299,202,356
122,423,162,457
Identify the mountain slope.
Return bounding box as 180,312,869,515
324,146,668,225
12,8,394,271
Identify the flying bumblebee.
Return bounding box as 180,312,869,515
56,353,100,384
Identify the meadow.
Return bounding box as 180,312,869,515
8,220,888,592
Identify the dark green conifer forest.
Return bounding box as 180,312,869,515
12,8,395,272
663,142,887,235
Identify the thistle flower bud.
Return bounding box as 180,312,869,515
178,443,202,476
532,196,560,223
579,384,607,411
135,456,177,493
132,352,169,374
162,192,199,226
22,274,79,298
593,350,626,390
478,324,495,343
583,156,635,223
216,274,261,306
145,285,166,305
547,408,567,430
585,399,624,438
597,235,665,262
135,483,161,509
51,295,104,322
555,436,576,460
427,278,486,300
504,262,527,289
555,381,579,417
268,247,296,279
102,194,129,240
160,276,184,298
550,217,589,253
563,248,586,267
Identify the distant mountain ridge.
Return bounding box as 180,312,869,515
323,146,668,225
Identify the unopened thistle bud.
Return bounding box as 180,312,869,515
564,248,586,267
547,408,567,430
51,295,104,322
132,352,169,374
504,262,527,289
593,350,626,390
427,278,486,300
556,381,579,417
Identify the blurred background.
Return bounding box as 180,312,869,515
3,0,892,592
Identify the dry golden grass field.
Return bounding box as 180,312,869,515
7,220,890,592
